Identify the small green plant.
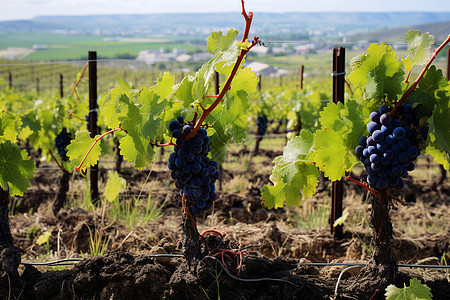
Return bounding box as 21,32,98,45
26,225,41,241
85,224,110,257
36,231,51,255
287,199,329,230
108,191,165,229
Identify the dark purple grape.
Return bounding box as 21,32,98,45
370,111,380,123
169,120,181,131
367,121,380,135
358,136,367,146
378,105,389,114
183,125,192,134
393,127,406,140
372,130,384,143
380,113,392,125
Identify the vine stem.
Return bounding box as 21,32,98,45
184,0,257,140
345,175,379,197
70,62,88,100
75,127,124,171
391,34,450,115
48,149,65,172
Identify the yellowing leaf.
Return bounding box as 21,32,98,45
333,211,349,227
104,171,126,202
36,231,51,245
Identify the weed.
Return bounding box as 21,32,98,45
26,225,41,241
108,191,165,229
84,224,110,257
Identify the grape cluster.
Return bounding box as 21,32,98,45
356,104,428,191
257,115,268,138
55,128,71,161
167,116,219,215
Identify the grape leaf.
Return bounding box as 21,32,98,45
0,111,22,142
311,100,365,181
425,91,450,170
104,171,126,202
67,131,102,172
405,30,434,67
349,43,404,101
0,141,36,196
385,278,432,300
261,131,319,209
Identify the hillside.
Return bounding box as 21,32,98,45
348,20,450,43
1,12,450,36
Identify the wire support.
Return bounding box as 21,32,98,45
20,254,184,266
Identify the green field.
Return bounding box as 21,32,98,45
0,33,205,60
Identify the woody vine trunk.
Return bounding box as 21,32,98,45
0,187,21,296
346,190,397,299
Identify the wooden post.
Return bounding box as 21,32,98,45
8,72,12,89
60,74,64,98
330,47,345,239
215,71,223,192
36,77,40,95
299,65,304,89
258,74,262,91
88,51,99,204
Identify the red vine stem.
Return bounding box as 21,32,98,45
345,175,379,198
155,137,177,147
184,0,257,140
391,34,450,115
49,149,65,172
75,127,124,171
70,62,89,99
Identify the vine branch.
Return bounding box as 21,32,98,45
184,0,258,140
391,35,450,115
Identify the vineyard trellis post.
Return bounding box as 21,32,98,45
88,51,99,204
299,64,304,89
215,71,223,191
330,47,345,239
8,72,12,89
36,77,40,95
60,74,64,98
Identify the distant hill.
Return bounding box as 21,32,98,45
1,12,450,36
348,20,450,43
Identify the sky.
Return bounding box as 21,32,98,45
1,0,449,21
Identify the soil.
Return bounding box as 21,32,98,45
4,148,450,299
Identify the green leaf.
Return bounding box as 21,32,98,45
0,141,36,196
385,278,432,300
425,93,450,170
104,171,126,202
348,43,404,101
67,131,102,172
312,100,365,181
0,111,22,142
405,30,434,67
140,88,167,140
261,131,319,209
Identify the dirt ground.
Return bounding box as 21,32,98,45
5,147,450,299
